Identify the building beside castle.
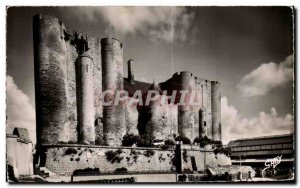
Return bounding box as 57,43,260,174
33,14,221,147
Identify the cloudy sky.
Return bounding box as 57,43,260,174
6,7,294,144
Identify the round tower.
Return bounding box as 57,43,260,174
177,71,198,142
199,107,207,137
146,92,173,141
101,38,126,146
33,14,68,144
77,53,95,144
211,81,221,141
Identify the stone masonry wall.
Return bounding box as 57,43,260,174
146,95,178,140
101,38,126,146
44,146,176,176
33,14,69,144
194,77,212,139
124,97,139,135
43,144,230,176
65,38,79,143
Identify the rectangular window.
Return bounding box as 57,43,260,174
261,145,271,150
265,145,271,149
283,144,289,148
283,143,293,148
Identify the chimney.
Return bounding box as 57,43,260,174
128,59,135,84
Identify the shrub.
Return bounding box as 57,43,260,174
214,147,231,157
161,145,170,150
133,155,138,162
194,136,211,147
95,138,106,146
130,149,141,162
165,139,175,146
212,140,223,146
175,136,191,144
144,150,155,157
116,149,123,155
115,167,128,173
178,174,187,182
182,149,188,163
194,136,223,147
64,148,77,155
73,168,100,176
137,134,154,147
158,154,166,162
105,150,123,164
122,134,139,146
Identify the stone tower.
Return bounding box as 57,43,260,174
199,85,207,138
33,14,69,144
76,52,95,144
211,81,221,141
33,14,102,145
177,71,199,142
101,38,126,146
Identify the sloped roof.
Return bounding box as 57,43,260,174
227,134,293,147
123,78,153,96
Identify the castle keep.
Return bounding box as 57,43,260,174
30,14,229,177
33,14,221,147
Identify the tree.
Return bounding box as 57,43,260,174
137,134,154,147
175,136,191,144
122,134,139,146
194,136,211,147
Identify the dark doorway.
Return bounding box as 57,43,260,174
190,156,197,171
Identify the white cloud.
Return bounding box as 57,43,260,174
73,7,196,43
221,97,294,144
6,75,36,143
237,55,294,97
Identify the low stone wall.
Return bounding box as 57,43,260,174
43,145,176,176
180,145,231,172
41,144,231,176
